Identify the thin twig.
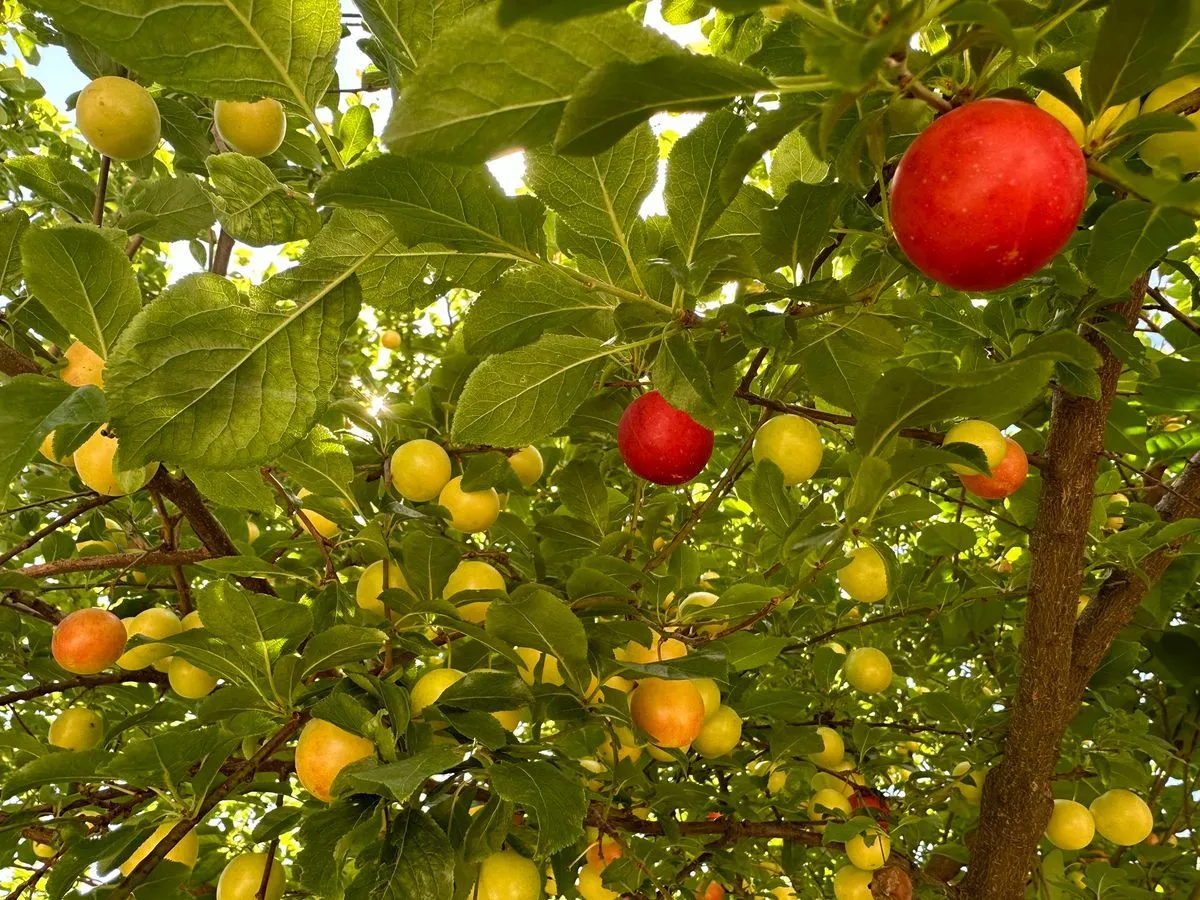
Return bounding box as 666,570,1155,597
92,156,111,226
0,670,168,708
0,494,114,566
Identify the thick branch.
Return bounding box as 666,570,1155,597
0,495,113,566
585,804,820,843
0,670,167,708
211,229,234,276
1,591,64,624
18,547,213,579
0,345,41,377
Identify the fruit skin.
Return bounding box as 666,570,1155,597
843,647,892,694
445,559,506,625
120,821,198,875
61,341,105,387
691,704,742,758
508,446,544,486
808,726,845,768
356,559,410,618
622,634,688,664
1046,798,1096,850
410,668,466,717
168,656,218,699
813,759,864,796
617,391,714,486
585,836,623,870
39,432,74,466
48,707,103,750
809,788,852,824
1035,68,1139,146
890,98,1086,291
699,883,726,900
32,841,56,859
117,608,182,670
850,787,892,828
438,476,501,532
216,851,285,900
838,547,889,604
391,439,452,502
52,608,127,675
76,76,161,160
74,429,155,496
1090,789,1153,845
578,861,619,900
630,678,706,748
213,98,286,157
959,437,1028,500
833,864,874,900
381,329,402,350
846,828,892,870
295,719,375,803
691,677,721,718
296,489,340,538
475,849,541,900
944,420,1007,475
1141,75,1200,172
516,648,563,686
753,414,823,485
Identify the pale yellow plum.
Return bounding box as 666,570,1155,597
753,414,823,485
391,439,452,502
446,559,506,625
1142,75,1200,172
295,718,375,803
214,98,286,157
216,852,284,900
1046,798,1095,850
410,668,465,717
476,849,541,900
1090,789,1153,845
845,828,891,870
833,865,873,900
691,705,742,758
808,726,844,768
944,420,1006,475
117,608,181,670
76,76,160,160
508,446,544,486
691,677,721,719
838,547,888,604
120,821,198,875
356,559,410,617
296,489,340,539
168,657,218,699
516,647,563,686
60,341,105,387
48,707,102,750
843,647,892,694
438,477,500,532
1035,68,1139,146
74,429,156,497
577,861,619,900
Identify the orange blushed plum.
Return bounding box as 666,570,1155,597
51,608,127,674
295,718,375,802
890,99,1086,291
959,437,1028,500
617,391,713,486
630,677,706,748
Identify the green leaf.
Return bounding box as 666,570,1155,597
0,208,28,291
451,335,613,446
281,425,359,513
336,745,465,803
556,460,609,534
439,670,534,711
652,332,720,428
917,522,978,555
1085,0,1191,113
22,225,141,359
400,531,461,603
557,55,772,155
187,467,277,514
339,104,374,162
744,459,795,537
117,175,216,242
206,154,322,247
106,261,363,469
488,759,588,856
4,750,108,799
197,581,313,675
666,108,746,262
721,632,790,671
0,377,106,504
762,181,847,277
356,0,489,76
296,802,377,897
316,156,545,257
345,810,455,900
162,629,268,690
300,625,386,679
30,0,341,109
770,128,829,194
795,313,902,414
5,155,95,220
106,727,229,790
382,7,676,163
1085,199,1196,297
497,0,629,24
462,265,613,355
486,588,591,692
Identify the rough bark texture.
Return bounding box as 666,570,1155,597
962,285,1146,898
0,344,41,376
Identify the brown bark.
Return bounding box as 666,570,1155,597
0,344,41,377
0,494,113,566
0,670,167,707
19,546,214,579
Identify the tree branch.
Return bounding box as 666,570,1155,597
735,388,945,444
0,344,41,377
211,229,234,276
0,494,114,567
0,670,167,708
1146,285,1200,340
92,156,111,227
18,546,213,579
1,591,65,624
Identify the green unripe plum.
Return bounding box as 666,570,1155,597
410,668,465,717
117,608,181,670
807,726,844,768
845,828,891,870
214,98,286,157
691,705,742,758
838,547,889,604
391,439,452,502
356,559,410,617
944,419,1007,475
1141,75,1200,172
76,76,161,160
475,849,541,900
48,707,102,751
833,864,873,900
1045,798,1095,850
507,445,544,486
691,677,721,719
168,656,218,699
445,559,506,624
1090,789,1153,845
752,414,823,485
216,852,284,900
843,647,892,694
438,476,500,533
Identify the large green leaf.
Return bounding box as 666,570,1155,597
486,588,590,692
299,625,386,680
1085,0,1191,113
5,155,95,220
0,208,29,290
336,745,465,803
355,0,488,75
382,7,676,163
22,225,141,359
496,0,629,23
117,175,216,242
187,467,277,514
439,670,534,711
105,261,364,469
281,425,359,513
1085,199,1195,297
762,182,848,278
488,759,588,856
666,108,746,263
196,581,313,675
451,335,614,446
4,750,108,799
206,154,322,247
30,0,340,108
345,810,454,900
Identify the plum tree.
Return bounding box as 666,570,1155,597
75,76,160,160
213,98,287,157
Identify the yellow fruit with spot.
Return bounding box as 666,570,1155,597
74,429,155,497
438,476,501,532
476,849,541,900
296,489,339,539
578,861,619,900
1141,75,1200,172
76,76,160,160
214,98,286,158
391,439,452,502
119,821,198,875
1035,68,1138,146
944,420,1007,475
295,718,375,803
808,726,845,768
838,547,889,604
410,668,465,717
508,446,544,486
833,864,873,900
168,656,218,699
381,329,402,350
356,559,409,618
117,608,181,671
49,707,103,750
843,647,892,694
1090,789,1153,845
216,852,284,900
1045,798,1095,850
691,677,721,718
516,647,564,686
753,414,823,485
446,559,506,625
691,704,742,758
845,828,891,870
60,341,105,387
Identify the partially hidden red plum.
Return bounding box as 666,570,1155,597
617,391,713,486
